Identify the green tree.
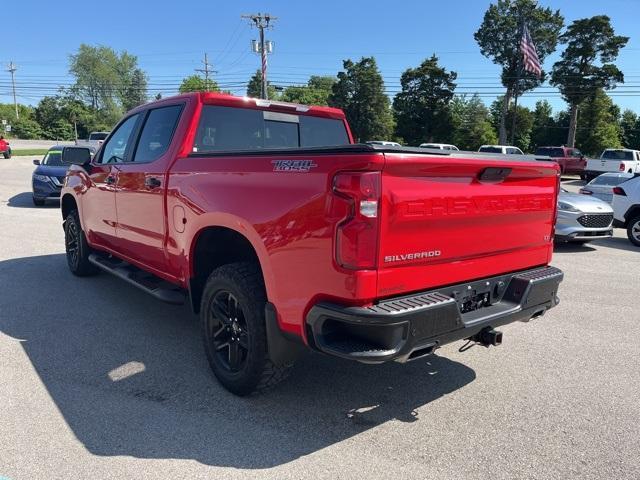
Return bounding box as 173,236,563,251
551,16,629,147
246,70,279,99
120,68,148,111
490,97,534,151
12,117,43,139
530,100,555,149
69,44,148,117
280,76,336,105
328,57,394,142
475,0,563,144
450,95,497,150
392,55,457,145
575,89,621,155
179,74,220,93
619,109,638,149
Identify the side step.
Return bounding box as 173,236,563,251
88,254,185,305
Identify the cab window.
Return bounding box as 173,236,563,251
132,105,183,163
99,114,140,164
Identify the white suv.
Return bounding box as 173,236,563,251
611,175,640,246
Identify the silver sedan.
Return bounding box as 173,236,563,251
555,189,614,244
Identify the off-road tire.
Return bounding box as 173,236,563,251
64,209,98,276
201,262,292,396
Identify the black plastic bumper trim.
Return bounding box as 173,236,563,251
306,266,563,363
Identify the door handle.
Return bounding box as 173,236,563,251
105,175,116,185
145,177,162,189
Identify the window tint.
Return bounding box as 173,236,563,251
193,105,349,152
89,132,109,141
479,146,502,153
571,149,582,157
535,147,563,157
602,150,634,160
264,120,298,148
299,115,349,147
133,105,182,163
100,114,139,164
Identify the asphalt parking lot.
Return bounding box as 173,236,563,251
1,156,639,480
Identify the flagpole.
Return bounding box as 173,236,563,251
510,18,523,146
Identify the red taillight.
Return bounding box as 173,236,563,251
579,188,592,195
619,163,625,172
333,171,380,269
613,186,627,196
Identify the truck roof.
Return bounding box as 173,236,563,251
135,92,346,120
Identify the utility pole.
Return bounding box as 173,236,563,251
6,61,18,120
195,53,216,91
242,13,276,99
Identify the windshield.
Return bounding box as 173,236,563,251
535,147,564,157
602,150,634,160
41,150,65,166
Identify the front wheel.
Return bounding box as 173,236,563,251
65,210,98,276
3,151,9,159
627,216,640,247
201,262,292,396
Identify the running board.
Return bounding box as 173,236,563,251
88,254,186,305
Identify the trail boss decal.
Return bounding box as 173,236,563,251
272,160,318,172
384,250,442,263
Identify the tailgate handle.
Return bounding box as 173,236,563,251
478,167,512,183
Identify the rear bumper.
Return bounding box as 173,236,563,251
306,266,563,363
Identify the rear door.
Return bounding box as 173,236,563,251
113,104,184,275
377,152,559,297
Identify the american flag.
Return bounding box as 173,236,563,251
520,25,542,77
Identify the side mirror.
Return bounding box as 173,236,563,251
33,159,40,165
62,147,92,166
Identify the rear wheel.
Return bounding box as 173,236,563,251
65,210,98,276
201,262,292,396
627,216,640,247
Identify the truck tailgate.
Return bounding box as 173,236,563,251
377,153,559,297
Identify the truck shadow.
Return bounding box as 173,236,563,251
0,254,476,469
6,192,59,208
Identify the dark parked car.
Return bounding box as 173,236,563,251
32,146,92,206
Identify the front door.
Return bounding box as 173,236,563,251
114,104,183,275
81,114,141,249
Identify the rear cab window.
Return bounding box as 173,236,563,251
192,105,349,153
479,146,503,154
535,147,564,157
602,150,634,161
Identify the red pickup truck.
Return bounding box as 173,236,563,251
60,93,563,395
534,146,587,177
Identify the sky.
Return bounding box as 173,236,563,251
1,0,639,114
